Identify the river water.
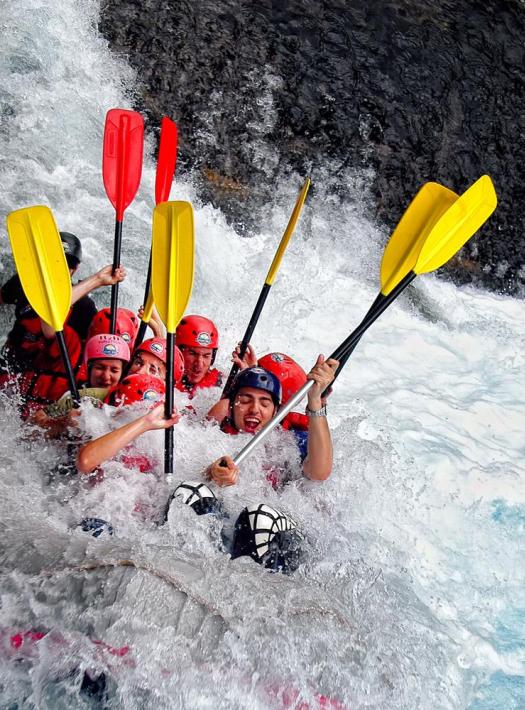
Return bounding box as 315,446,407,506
0,1,524,708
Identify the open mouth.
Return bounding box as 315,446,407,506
242,417,261,432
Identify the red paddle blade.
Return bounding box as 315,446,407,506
103,108,144,221
155,117,178,205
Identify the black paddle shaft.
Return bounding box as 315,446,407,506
56,330,80,406
110,220,123,334
164,331,175,474
322,272,416,396
222,282,271,398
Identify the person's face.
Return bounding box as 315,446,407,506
129,351,166,379
182,346,214,384
89,359,123,388
232,386,277,434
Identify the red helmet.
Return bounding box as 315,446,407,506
87,308,139,346
134,338,184,383
176,315,219,350
257,353,307,405
84,334,130,366
105,374,165,407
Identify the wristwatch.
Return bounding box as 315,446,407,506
306,404,327,417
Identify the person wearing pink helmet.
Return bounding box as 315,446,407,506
82,334,131,388
128,338,184,383
175,315,223,398
28,334,131,437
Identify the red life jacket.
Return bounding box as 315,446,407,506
220,417,239,435
176,368,223,399
120,450,153,473
14,325,82,419
282,412,309,432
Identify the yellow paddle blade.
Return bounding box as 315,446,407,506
381,182,459,295
6,205,71,331
415,175,497,275
265,177,311,285
141,287,154,324
151,201,194,333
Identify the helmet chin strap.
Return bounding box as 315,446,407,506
228,401,240,432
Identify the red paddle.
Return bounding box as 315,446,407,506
155,117,178,204
102,108,144,333
135,116,178,348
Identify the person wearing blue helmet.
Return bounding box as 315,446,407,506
168,354,338,574
206,354,338,485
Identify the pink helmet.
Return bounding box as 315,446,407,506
84,334,131,366
134,338,184,383
87,308,140,345
257,353,307,405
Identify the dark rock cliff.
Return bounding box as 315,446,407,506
100,0,525,295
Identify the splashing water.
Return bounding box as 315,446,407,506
0,1,524,708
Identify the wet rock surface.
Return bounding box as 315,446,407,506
100,0,525,295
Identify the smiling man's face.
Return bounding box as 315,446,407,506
232,386,277,434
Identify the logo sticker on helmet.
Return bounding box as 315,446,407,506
150,343,163,353
271,353,285,362
103,343,118,355
143,389,160,401
121,332,131,342
196,332,212,346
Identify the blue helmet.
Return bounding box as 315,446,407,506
230,367,282,407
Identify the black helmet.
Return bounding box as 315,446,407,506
231,504,304,574
60,231,82,267
164,480,224,520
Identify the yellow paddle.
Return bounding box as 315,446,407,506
151,201,195,473
222,177,311,396
333,174,498,361
330,181,459,387
232,174,497,467
6,205,80,403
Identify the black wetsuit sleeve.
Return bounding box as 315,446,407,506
68,295,97,340
1,275,25,305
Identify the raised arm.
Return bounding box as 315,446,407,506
302,355,339,481
71,265,126,305
76,404,179,474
